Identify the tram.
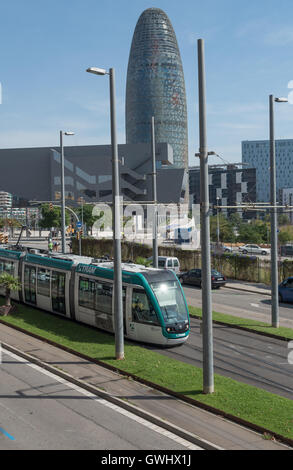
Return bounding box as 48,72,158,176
0,247,190,346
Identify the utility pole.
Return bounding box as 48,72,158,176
198,39,214,394
216,196,220,247
86,66,124,360
109,68,124,360
60,130,74,254
269,95,278,328
151,116,158,268
269,95,288,328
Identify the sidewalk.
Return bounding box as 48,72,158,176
0,322,289,450
225,280,271,296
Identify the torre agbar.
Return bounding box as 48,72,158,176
126,8,188,171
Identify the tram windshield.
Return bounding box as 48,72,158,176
151,281,189,325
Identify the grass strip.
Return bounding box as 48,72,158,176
1,300,293,441
188,305,293,340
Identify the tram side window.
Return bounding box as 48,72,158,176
132,289,159,325
0,260,14,276
95,282,113,315
37,268,51,297
79,277,95,310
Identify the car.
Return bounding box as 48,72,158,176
238,244,270,256
178,268,226,289
222,245,233,253
279,277,293,303
148,256,180,274
281,245,293,257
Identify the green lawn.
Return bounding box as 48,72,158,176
0,300,293,441
188,305,293,340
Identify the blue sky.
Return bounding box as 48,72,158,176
1,0,293,165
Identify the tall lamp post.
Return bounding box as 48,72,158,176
60,131,74,254
197,39,214,394
269,95,288,328
151,116,158,268
216,196,220,247
86,66,124,360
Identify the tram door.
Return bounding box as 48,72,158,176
112,286,126,333
51,271,66,314
24,265,36,304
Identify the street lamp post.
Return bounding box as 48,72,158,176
216,196,220,247
60,130,74,254
151,116,158,268
86,66,124,360
269,95,288,328
197,39,214,394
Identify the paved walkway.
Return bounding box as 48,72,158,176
0,323,289,450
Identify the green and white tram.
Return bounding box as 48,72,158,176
0,248,190,346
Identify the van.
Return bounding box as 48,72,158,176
157,256,180,274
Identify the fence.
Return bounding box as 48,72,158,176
73,238,293,285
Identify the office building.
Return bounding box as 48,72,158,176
189,164,256,219
126,8,188,173
242,139,293,202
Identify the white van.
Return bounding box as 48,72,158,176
157,256,180,274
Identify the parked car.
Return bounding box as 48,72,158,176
178,268,226,289
222,245,233,253
279,277,293,303
281,245,293,257
148,256,180,274
239,244,270,256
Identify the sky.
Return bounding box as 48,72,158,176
1,0,293,165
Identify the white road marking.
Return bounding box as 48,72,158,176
2,348,203,450
250,303,260,308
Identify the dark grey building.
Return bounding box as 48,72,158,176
0,143,187,206
189,164,256,219
126,8,188,172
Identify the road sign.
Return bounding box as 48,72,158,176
76,222,82,229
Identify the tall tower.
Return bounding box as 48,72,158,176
126,8,188,171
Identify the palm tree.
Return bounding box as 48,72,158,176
0,273,21,315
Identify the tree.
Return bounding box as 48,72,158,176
0,273,21,315
278,214,290,226
279,230,293,245
39,204,70,229
75,204,101,235
210,215,234,243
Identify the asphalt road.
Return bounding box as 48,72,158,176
0,349,200,450
148,317,293,400
183,284,293,328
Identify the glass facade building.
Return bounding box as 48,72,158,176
242,139,293,202
126,8,188,171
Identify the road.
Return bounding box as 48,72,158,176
183,284,293,328
147,317,293,400
0,349,200,450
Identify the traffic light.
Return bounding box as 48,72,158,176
49,203,53,211
4,235,8,244
80,228,83,237
77,231,80,240
0,233,3,244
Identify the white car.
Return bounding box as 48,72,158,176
148,256,180,274
239,244,270,255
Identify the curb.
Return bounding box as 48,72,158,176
0,318,292,449
1,341,221,451
224,285,271,296
189,314,292,342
